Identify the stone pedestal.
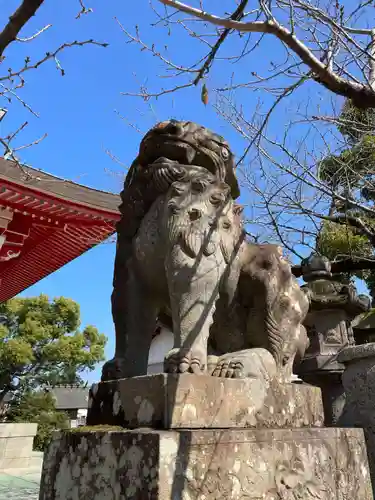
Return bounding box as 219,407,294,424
338,343,375,491
86,373,324,429
39,374,374,499
40,426,371,500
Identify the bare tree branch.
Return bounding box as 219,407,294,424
0,0,45,58
116,1,375,288
158,0,375,107
0,1,108,176
192,0,249,86
1,39,108,82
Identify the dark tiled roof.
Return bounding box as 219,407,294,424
0,158,121,213
0,159,121,303
48,385,89,410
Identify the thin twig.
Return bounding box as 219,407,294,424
0,39,108,82
16,23,51,42
76,0,93,19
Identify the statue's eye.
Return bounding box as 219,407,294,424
221,147,230,160
209,193,224,205
191,179,206,192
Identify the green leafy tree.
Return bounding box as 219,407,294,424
317,220,374,284
0,294,107,400
317,100,375,295
319,101,375,198
42,365,85,387
6,390,69,451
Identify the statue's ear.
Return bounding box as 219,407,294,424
124,159,140,189
224,158,240,199
233,204,244,216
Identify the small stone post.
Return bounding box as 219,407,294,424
338,344,375,491
298,253,370,425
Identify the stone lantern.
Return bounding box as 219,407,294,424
298,253,370,425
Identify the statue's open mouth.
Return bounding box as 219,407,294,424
140,135,198,162
138,133,221,178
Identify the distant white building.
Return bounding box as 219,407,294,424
0,327,175,427
47,385,89,428
147,326,173,374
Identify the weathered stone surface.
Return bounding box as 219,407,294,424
39,426,373,499
87,373,324,429
338,342,375,362
338,343,375,491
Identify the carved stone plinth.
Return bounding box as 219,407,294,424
338,343,375,490
39,374,374,499
86,373,324,429
39,427,372,499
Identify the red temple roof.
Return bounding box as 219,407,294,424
0,159,121,302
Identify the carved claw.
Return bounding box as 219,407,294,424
210,349,277,381
211,359,245,379
164,347,207,375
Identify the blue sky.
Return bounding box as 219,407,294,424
0,1,356,382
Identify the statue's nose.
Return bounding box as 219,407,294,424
189,208,202,221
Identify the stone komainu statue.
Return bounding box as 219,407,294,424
102,120,309,383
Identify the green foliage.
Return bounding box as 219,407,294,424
317,221,374,282
317,221,373,261
0,294,107,393
338,100,375,143
318,99,375,190
317,99,375,294
40,366,84,387
6,391,69,451
319,135,375,188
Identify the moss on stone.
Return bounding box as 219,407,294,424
66,425,124,433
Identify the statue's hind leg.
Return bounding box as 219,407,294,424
102,253,159,380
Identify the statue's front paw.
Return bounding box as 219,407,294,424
211,357,246,379
210,348,277,381
101,357,128,381
164,347,207,374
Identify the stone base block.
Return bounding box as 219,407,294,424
0,453,43,470
87,373,324,429
0,422,38,438
39,427,373,499
0,422,43,471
